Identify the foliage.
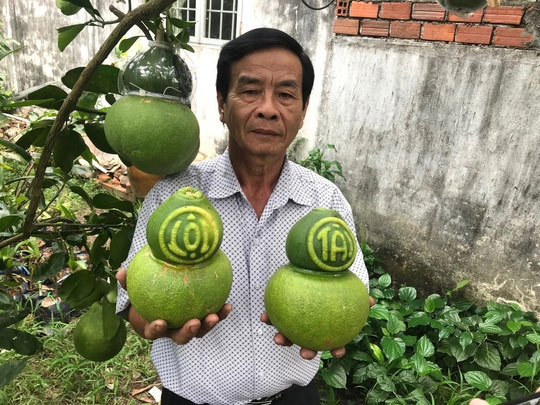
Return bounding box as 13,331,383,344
318,243,540,404
298,144,346,183
0,0,186,387
0,318,157,404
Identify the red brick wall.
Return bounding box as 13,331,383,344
334,1,536,48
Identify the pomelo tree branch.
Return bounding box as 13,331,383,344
19,0,178,239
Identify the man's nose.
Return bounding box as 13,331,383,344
255,93,278,120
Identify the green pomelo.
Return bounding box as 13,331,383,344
146,186,223,265
56,0,82,15
104,95,200,175
264,264,370,351
127,245,233,329
286,207,357,272
73,302,127,362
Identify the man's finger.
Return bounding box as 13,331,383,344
217,303,232,321
299,347,317,360
116,269,127,289
171,319,202,345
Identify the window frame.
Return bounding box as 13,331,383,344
174,0,243,46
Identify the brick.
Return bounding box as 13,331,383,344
483,6,524,25
333,19,360,35
412,3,446,21
455,25,493,45
380,2,412,20
492,27,534,48
350,1,379,18
360,20,390,37
390,21,421,39
335,0,351,17
421,23,456,42
447,10,483,23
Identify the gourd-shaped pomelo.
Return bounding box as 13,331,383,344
265,207,369,351
104,95,200,176
127,187,233,328
286,207,357,272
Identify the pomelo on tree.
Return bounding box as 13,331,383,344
127,187,233,329
104,95,200,176
73,301,127,362
265,207,370,351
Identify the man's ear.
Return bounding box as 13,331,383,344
299,96,310,129
217,92,225,123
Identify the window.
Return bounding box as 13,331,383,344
171,0,241,45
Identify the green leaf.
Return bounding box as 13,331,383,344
398,286,416,301
92,193,134,212
416,335,435,357
57,24,87,52
0,291,15,311
108,226,134,269
381,336,405,363
526,333,540,344
369,343,384,364
53,128,88,173
407,312,430,327
320,361,347,389
506,320,522,333
62,65,120,94
475,342,501,371
369,304,389,320
118,36,141,53
0,309,29,329
377,273,391,288
15,119,55,148
83,122,116,154
33,252,66,281
0,328,42,355
386,313,406,334
27,84,68,109
167,17,197,29
410,352,428,374
0,214,23,232
517,362,535,377
424,294,445,313
464,370,492,391
459,331,474,350
0,359,26,389
0,138,32,162
68,184,93,209
479,321,504,334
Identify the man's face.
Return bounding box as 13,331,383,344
217,47,308,159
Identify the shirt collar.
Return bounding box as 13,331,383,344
205,149,314,208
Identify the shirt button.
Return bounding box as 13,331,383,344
257,328,263,335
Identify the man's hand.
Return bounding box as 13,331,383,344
116,269,232,345
261,295,376,360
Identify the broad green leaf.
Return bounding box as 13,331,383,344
101,299,122,341
0,214,23,232
517,362,535,377
506,320,522,333
0,138,32,162
0,328,42,355
369,304,389,320
33,252,66,281
68,184,93,208
108,226,134,269
459,331,474,350
59,270,96,303
92,193,134,212
27,84,68,109
407,311,430,327
479,321,504,334
377,273,391,288
501,362,519,376
167,17,196,29
381,336,405,362
15,119,56,148
475,342,501,371
386,313,406,334
62,65,120,94
53,128,88,173
0,291,14,310
375,373,396,392
0,309,29,329
424,294,445,313
320,361,347,389
398,286,416,301
83,122,116,154
526,333,540,344
58,24,86,52
369,343,384,364
416,335,435,357
0,359,26,389
118,36,141,53
464,370,492,391
410,352,428,374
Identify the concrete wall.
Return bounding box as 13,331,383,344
2,1,539,312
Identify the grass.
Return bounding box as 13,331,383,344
0,314,159,404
